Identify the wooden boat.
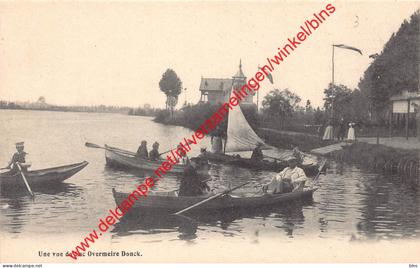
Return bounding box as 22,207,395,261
0,161,88,187
112,187,317,215
105,144,185,174
204,151,319,176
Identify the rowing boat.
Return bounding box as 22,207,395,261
204,151,319,176
105,144,185,174
112,187,317,215
0,161,88,187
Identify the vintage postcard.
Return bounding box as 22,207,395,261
0,0,419,265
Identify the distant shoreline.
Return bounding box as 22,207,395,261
0,102,160,117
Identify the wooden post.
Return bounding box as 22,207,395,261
406,99,410,140
389,103,393,138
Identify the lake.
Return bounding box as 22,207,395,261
0,110,419,254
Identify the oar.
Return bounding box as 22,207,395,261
16,163,35,199
173,181,251,215
312,160,327,184
85,142,172,157
85,142,137,156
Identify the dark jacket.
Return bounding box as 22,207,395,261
136,145,148,159
149,149,160,161
251,147,264,161
178,165,210,196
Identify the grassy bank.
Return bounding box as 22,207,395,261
333,142,419,180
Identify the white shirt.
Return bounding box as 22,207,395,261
274,166,307,183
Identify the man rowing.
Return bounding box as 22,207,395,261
178,158,210,196
251,142,264,162
136,140,148,159
262,156,307,194
4,142,31,175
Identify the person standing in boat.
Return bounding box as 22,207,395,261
251,142,264,162
262,156,307,194
149,142,161,161
210,125,224,154
6,142,31,174
178,158,210,196
136,140,149,159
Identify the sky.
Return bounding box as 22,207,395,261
0,1,419,109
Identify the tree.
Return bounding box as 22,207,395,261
37,96,46,103
262,88,301,127
358,11,419,123
323,83,352,121
159,69,182,116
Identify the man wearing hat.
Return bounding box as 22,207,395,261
251,142,264,162
6,142,31,174
262,156,307,194
149,142,161,161
179,157,210,196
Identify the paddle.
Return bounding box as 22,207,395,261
16,163,35,199
173,181,251,215
85,142,173,157
312,159,327,184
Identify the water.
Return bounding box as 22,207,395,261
0,110,419,246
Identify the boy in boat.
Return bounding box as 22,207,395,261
262,156,307,194
178,158,210,196
149,142,161,161
136,140,149,159
251,142,264,162
5,142,31,174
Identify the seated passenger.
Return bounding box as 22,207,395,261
251,142,264,162
136,140,149,159
262,156,307,194
178,158,210,197
149,142,161,161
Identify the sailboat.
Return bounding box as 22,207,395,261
204,91,319,176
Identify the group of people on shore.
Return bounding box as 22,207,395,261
321,118,356,141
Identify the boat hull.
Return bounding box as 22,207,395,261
0,161,88,187
112,187,317,215
105,145,185,174
205,152,319,176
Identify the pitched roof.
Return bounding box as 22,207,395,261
199,78,233,92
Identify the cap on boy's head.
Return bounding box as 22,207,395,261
15,142,24,148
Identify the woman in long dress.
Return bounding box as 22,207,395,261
347,123,356,141
322,121,334,141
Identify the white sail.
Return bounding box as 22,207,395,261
225,94,270,152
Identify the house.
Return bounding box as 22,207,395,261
199,61,255,105
389,90,420,139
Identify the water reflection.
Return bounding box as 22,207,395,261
356,175,419,240
111,199,313,242
0,183,83,234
